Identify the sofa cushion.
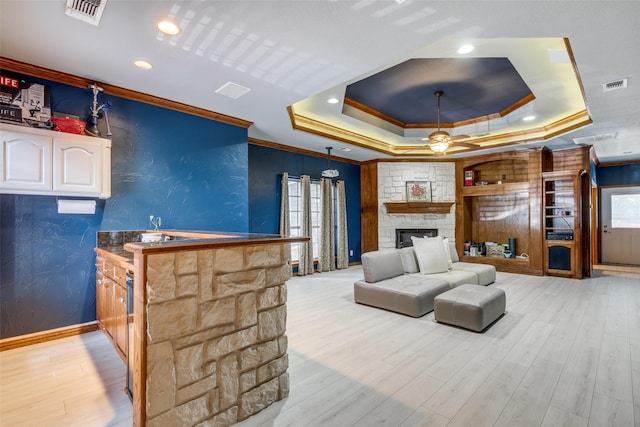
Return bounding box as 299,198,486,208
361,250,405,283
442,237,453,268
410,269,478,287
451,262,496,286
354,275,450,317
399,247,419,274
449,241,460,262
411,236,449,274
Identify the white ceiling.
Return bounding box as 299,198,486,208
1,1,639,163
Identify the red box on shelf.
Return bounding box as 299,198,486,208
464,170,475,186
52,117,86,135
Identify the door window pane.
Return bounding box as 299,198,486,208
611,193,640,228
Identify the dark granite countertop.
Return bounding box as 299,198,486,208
124,229,308,255
97,229,308,266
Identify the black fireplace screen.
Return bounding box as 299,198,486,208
396,228,438,248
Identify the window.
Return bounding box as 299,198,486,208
611,193,640,228
288,178,322,262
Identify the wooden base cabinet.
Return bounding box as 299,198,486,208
96,256,128,362
545,241,578,277
114,284,128,358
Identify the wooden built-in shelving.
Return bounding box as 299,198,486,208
459,182,529,196
460,254,531,274
455,149,549,275
542,170,583,279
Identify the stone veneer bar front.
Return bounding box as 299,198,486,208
124,231,307,427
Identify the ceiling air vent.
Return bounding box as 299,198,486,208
602,78,628,92
573,132,617,144
214,82,251,99
65,0,107,26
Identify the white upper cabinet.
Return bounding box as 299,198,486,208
0,128,52,192
0,122,111,198
53,137,103,196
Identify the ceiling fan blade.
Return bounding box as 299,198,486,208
397,142,444,156
451,141,480,148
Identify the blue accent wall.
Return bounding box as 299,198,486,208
596,163,640,186
1,73,249,338
1,72,365,339
248,144,361,264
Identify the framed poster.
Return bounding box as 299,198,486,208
0,73,52,128
406,181,432,202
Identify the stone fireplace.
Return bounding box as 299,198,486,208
378,162,456,249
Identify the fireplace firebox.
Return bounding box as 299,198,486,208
396,228,438,248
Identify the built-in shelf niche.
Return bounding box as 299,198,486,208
455,148,548,275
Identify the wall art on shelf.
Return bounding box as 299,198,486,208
488,243,504,257
0,73,52,128
406,181,432,202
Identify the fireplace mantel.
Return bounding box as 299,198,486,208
383,202,454,214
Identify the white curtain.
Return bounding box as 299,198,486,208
279,172,290,237
336,180,349,269
298,175,314,275
318,178,335,272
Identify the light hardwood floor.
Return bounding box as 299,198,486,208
2,267,639,426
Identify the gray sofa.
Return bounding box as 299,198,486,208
354,245,496,317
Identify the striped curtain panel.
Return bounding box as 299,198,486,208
336,180,349,269
298,175,314,275
279,172,290,237
318,178,335,272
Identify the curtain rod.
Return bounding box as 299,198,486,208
281,173,342,182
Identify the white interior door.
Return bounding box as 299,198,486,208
601,186,640,265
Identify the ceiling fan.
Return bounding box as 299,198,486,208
423,91,478,154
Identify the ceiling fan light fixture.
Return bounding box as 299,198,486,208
429,141,450,153
428,130,450,143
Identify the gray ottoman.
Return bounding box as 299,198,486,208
434,285,506,332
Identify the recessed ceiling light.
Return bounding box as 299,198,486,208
327,97,339,104
156,20,181,36
523,115,536,122
134,60,153,70
457,44,474,55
